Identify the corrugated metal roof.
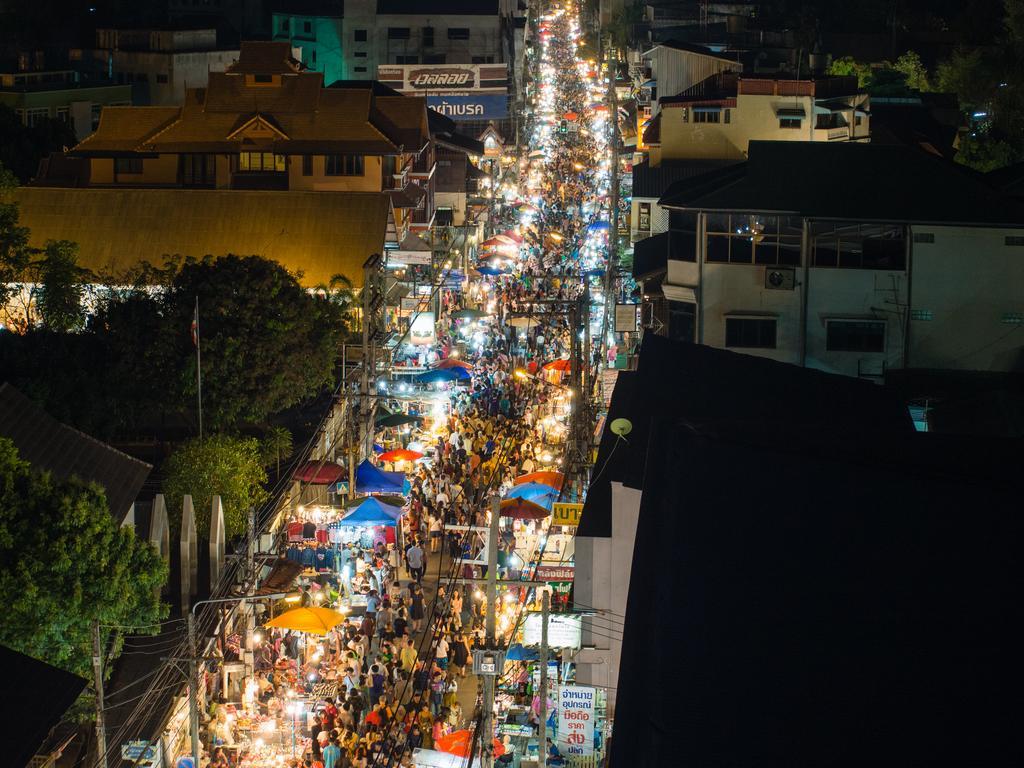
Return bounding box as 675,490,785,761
632,159,739,199
14,187,390,288
0,383,152,522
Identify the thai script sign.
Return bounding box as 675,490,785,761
558,685,595,756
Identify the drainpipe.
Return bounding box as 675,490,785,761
697,212,706,344
799,218,810,367
903,226,913,368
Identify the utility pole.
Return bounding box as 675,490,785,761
538,590,550,768
91,620,108,768
188,612,201,767
480,493,501,768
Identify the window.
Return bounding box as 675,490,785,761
471,55,494,63
355,66,367,73
354,29,367,41
22,107,50,127
302,155,313,176
253,73,273,84
303,20,312,33
91,104,102,130
779,117,802,129
325,154,364,176
913,232,934,243
423,26,434,47
668,302,696,343
279,17,289,32
180,154,215,186
55,106,69,123
448,27,470,40
156,73,168,84
724,109,730,123
424,53,446,64
826,320,885,353
855,115,863,126
910,309,933,321
238,152,286,172
396,55,419,64
1005,236,1024,246
693,109,720,123
311,49,317,64
354,51,367,58
725,318,777,349
637,202,651,232
811,223,906,269
815,113,845,130
705,214,801,266
388,27,410,40
135,72,148,83
115,157,143,174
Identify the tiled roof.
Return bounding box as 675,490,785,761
226,41,300,74
13,187,390,288
641,112,661,144
374,94,430,150
74,106,180,154
632,159,738,199
0,383,152,523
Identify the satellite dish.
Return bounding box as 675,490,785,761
610,418,632,437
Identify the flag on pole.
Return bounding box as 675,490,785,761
191,301,199,347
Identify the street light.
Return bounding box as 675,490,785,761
188,592,293,766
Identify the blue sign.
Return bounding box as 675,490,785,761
426,94,508,121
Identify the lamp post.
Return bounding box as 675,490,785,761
188,592,294,766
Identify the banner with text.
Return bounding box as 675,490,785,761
378,63,508,92
551,502,583,528
558,685,596,757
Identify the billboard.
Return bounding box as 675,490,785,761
377,64,508,92
427,94,508,121
558,685,596,757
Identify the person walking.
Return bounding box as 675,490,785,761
406,540,426,583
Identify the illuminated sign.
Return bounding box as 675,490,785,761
427,94,508,121
377,64,507,92
523,614,581,648
558,685,596,756
551,502,583,527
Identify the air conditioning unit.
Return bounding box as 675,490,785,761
765,267,795,290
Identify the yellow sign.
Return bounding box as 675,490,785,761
551,502,583,528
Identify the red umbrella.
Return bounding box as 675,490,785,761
500,498,551,521
436,357,473,370
293,461,345,484
378,449,423,463
543,358,572,373
435,729,506,758
563,111,579,121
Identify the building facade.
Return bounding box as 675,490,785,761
271,9,345,86
75,28,239,107
0,69,131,140
643,142,1024,377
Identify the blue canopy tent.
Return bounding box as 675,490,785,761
356,459,407,495
588,221,611,231
506,643,539,661
505,482,559,509
477,265,508,276
416,367,471,384
339,498,401,527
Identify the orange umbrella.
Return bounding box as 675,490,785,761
514,471,564,490
435,729,506,758
543,358,571,373
436,357,473,370
378,449,423,463
563,111,579,121
500,498,550,521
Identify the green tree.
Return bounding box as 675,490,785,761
0,437,167,677
163,435,269,538
261,425,293,477
828,56,874,88
0,164,30,319
36,239,89,332
893,51,931,91
163,255,348,430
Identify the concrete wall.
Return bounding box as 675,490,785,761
112,49,238,106
573,482,642,716
287,154,384,192
272,15,346,86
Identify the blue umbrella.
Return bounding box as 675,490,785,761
588,221,611,231
505,482,558,509
477,265,507,276
416,367,470,384
506,643,539,661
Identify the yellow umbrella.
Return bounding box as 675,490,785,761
265,606,346,635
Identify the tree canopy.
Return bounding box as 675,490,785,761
163,435,269,538
0,437,167,677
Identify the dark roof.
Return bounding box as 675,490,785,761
632,159,737,198
632,232,669,279
610,415,1024,767
578,335,913,538
0,644,87,768
0,383,152,523
640,111,660,144
226,41,300,73
659,141,1024,226
869,100,961,159
986,161,1024,199
328,79,403,96
377,0,499,13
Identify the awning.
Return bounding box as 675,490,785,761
775,107,807,118
257,558,303,595
662,283,698,304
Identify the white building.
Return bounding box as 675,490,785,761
639,141,1024,378
82,28,239,106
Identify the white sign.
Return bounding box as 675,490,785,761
523,614,581,649
409,311,435,346
614,303,639,333
377,63,508,93
558,685,595,757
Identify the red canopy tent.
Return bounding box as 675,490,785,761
293,461,346,484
